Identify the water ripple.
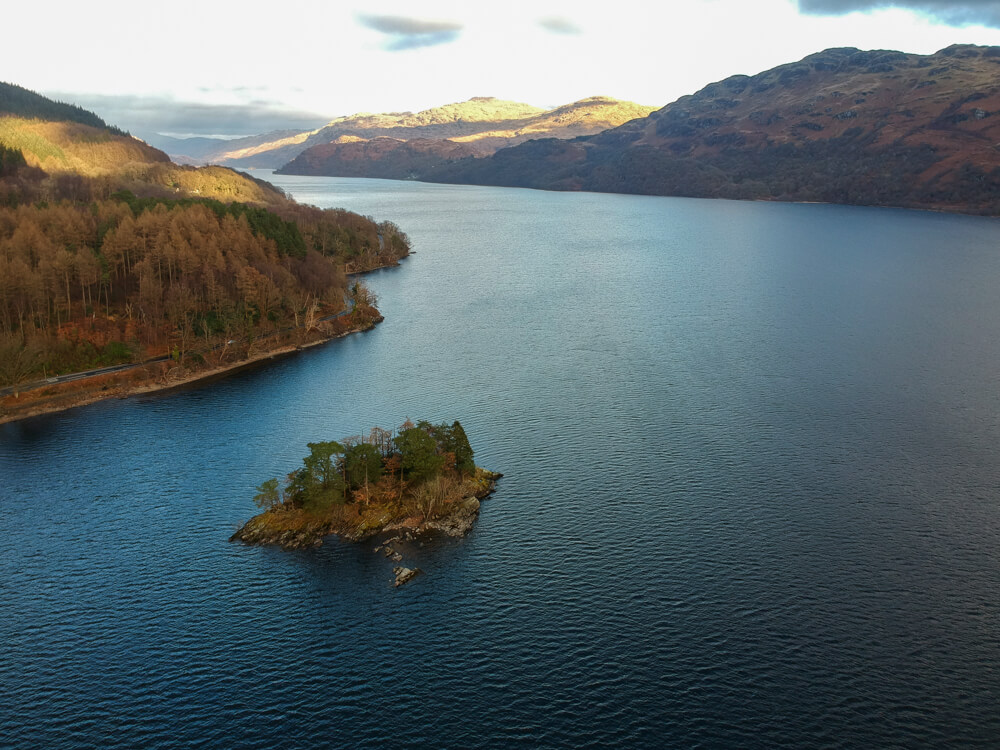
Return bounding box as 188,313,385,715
2,178,1000,748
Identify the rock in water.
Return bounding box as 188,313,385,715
393,566,422,587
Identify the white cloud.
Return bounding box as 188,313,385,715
6,0,1000,136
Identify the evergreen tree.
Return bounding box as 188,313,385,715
343,443,383,489
449,420,475,476
393,426,445,483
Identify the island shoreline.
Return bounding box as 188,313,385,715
231,468,502,550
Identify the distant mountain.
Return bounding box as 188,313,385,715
138,133,236,165
142,129,311,166
276,137,480,179
192,97,550,169
444,96,661,152
424,45,1000,215
276,96,657,178
151,97,654,169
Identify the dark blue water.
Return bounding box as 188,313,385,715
3,176,1000,748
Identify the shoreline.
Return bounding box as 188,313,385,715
0,314,383,425
0,254,408,426
231,465,502,588
231,468,502,550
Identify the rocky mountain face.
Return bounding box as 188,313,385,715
275,96,656,178
427,45,1000,214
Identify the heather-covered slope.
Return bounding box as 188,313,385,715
429,45,1000,214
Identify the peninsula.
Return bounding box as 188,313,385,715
0,83,411,423
231,420,501,586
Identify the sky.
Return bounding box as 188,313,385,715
6,0,1000,138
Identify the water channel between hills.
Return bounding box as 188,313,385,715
3,173,1000,748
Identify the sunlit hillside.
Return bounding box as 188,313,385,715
167,96,655,169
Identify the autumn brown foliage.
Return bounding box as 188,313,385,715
0,174,409,385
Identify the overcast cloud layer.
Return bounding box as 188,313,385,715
799,0,1000,27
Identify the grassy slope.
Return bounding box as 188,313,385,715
0,82,290,204
0,115,288,204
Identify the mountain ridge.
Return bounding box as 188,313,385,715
422,45,1000,215
159,96,656,169
274,95,656,177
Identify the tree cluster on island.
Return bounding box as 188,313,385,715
236,420,500,549
255,419,476,512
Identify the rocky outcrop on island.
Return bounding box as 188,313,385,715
232,467,500,588
426,45,1000,215
393,567,422,587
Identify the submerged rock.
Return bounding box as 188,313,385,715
393,566,422,587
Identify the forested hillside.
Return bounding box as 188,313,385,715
0,81,127,135
0,170,408,387
0,90,410,395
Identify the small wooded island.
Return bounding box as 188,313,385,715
231,419,500,586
